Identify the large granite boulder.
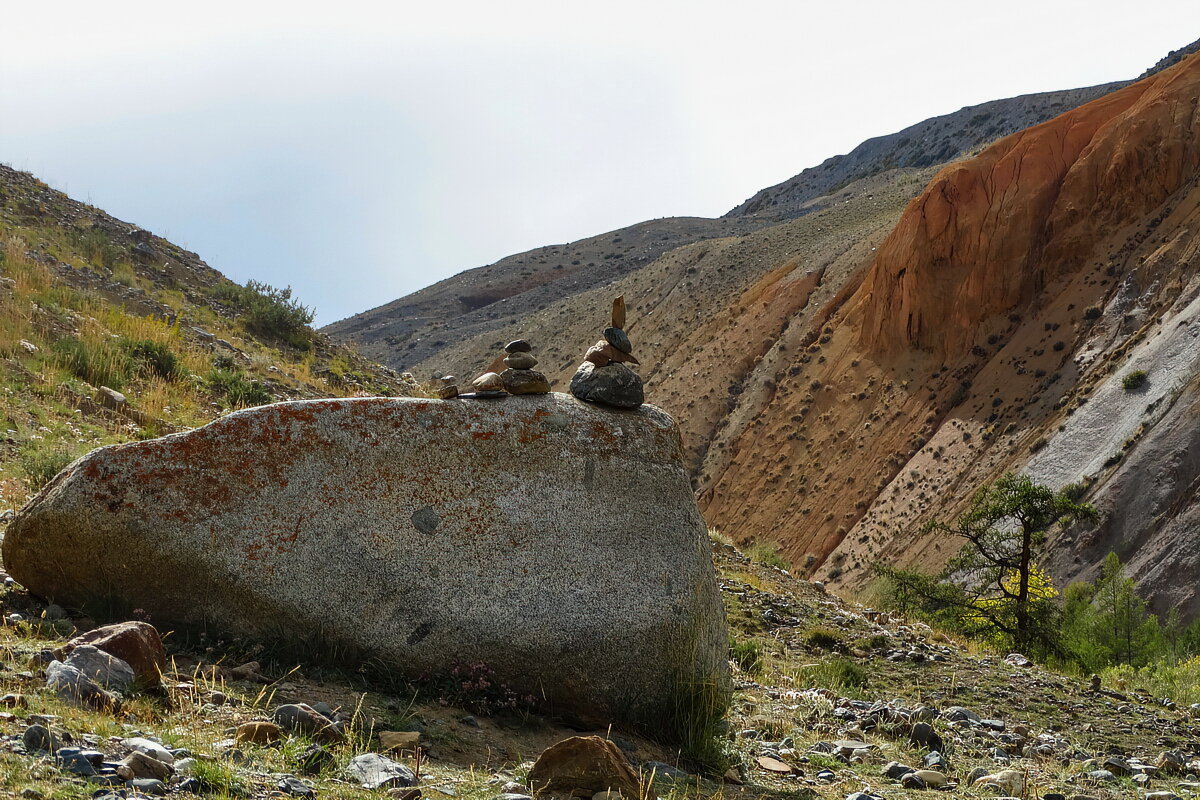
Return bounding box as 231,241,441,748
3,394,728,739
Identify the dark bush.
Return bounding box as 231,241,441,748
212,280,314,349
206,369,271,408
126,339,181,380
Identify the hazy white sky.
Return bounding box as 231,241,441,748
2,2,1197,324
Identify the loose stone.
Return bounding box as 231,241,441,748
346,753,418,789
235,721,283,745
22,724,57,753
471,372,506,395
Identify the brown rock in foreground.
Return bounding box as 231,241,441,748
528,736,650,799
61,622,166,688
3,394,729,740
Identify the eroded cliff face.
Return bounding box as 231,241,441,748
704,51,1200,601
854,60,1200,359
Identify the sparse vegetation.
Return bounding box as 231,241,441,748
746,540,789,570
206,369,272,408
1122,370,1148,391
212,279,316,349
0,166,410,515
876,473,1097,656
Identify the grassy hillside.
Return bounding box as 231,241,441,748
0,165,417,514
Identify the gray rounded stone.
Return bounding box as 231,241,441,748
22,724,57,753
4,395,727,741
504,339,532,353
56,747,96,776
128,778,167,796
346,753,416,789
278,775,317,797
570,363,644,409
503,352,538,370
64,644,135,692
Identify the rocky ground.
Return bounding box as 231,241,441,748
0,537,1194,800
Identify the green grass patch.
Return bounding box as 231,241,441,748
803,626,844,650
206,369,272,408
53,335,132,389
802,658,869,692
730,637,764,675
18,441,76,490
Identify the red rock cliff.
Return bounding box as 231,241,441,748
854,52,1200,358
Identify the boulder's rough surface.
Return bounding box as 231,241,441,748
4,394,728,738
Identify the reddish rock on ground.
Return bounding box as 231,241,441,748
527,736,651,799
62,622,167,688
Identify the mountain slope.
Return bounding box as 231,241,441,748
324,79,1150,376
0,165,416,514
323,215,766,370
761,48,1200,610
724,81,1126,221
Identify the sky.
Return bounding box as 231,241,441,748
2,2,1197,325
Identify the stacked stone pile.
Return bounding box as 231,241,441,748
570,295,645,409
499,339,551,395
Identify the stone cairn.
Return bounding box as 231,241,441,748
569,295,644,409
499,339,551,395
466,339,552,398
